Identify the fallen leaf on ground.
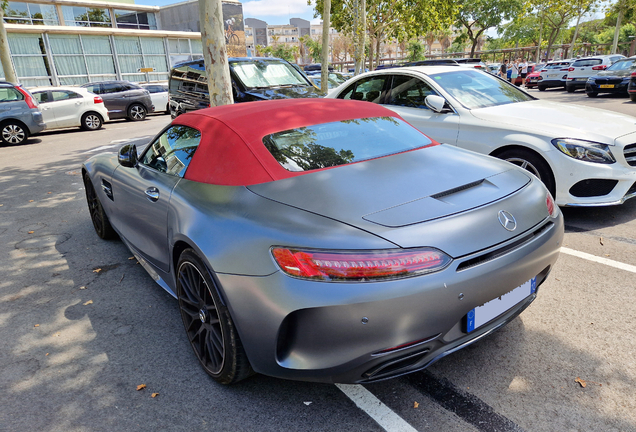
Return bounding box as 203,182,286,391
79,286,86,290
137,384,146,391
600,237,604,246
128,256,135,260
303,401,312,406
29,200,34,203
93,268,102,273
151,393,159,398
28,231,34,234
83,300,93,305
45,353,49,356
34,324,39,327
575,377,587,388
605,254,610,257
47,192,52,194
414,401,419,408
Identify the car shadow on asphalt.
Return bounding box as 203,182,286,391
0,149,634,431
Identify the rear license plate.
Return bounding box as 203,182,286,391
600,84,615,88
548,74,558,78
466,277,536,332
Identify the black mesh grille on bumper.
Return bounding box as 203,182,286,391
569,179,618,198
624,144,636,167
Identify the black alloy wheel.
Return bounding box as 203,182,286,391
81,112,103,131
0,121,29,145
83,173,117,239
177,249,253,385
128,104,147,121
496,148,556,198
586,91,598,98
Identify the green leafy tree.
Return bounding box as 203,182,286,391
311,0,458,69
453,0,524,57
406,39,426,61
299,35,322,62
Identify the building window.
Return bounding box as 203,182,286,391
61,6,111,27
114,10,157,30
115,36,168,82
7,33,52,86
3,1,58,25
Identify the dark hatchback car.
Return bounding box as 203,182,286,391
586,57,636,98
168,57,321,118
81,81,154,121
0,81,46,145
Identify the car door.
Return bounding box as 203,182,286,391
100,82,126,117
49,90,84,128
31,91,57,128
382,74,460,145
109,125,202,272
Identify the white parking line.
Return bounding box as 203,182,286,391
561,247,636,274
336,384,418,432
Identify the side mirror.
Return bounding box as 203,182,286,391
425,95,450,113
118,144,138,168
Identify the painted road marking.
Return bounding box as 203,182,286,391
336,384,418,432
561,247,636,274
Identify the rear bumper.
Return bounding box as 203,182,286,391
216,215,564,383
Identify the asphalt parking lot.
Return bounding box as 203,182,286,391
1,91,635,432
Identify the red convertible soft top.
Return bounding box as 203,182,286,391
175,98,433,186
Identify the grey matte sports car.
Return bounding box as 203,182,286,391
82,98,563,385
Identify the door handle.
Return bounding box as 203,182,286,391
145,187,159,202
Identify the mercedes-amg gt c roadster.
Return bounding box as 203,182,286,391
83,98,563,385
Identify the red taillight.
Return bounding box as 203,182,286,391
631,71,636,77
568,67,575,72
16,86,37,109
546,193,558,218
592,65,606,70
94,96,103,104
474,65,481,68
271,247,452,281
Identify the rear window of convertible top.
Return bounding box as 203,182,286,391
262,116,433,172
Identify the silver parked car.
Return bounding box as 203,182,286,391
0,81,46,145
82,98,563,385
81,80,154,121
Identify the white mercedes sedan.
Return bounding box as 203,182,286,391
327,66,636,207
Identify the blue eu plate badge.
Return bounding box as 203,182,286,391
466,277,536,333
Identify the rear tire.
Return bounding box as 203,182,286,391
630,94,636,103
177,249,254,385
0,121,29,145
81,112,103,131
538,85,546,91
586,91,598,98
496,148,556,198
566,85,575,93
127,104,147,121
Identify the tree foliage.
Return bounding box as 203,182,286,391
453,0,525,57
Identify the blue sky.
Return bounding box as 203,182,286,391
134,0,322,25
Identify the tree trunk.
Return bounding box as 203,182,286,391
536,8,544,62
375,34,381,69
199,0,233,106
368,36,374,71
570,12,583,56
0,8,18,84
320,0,331,94
612,8,624,54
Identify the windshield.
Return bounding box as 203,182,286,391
231,59,310,88
606,59,636,72
263,117,433,172
429,70,534,109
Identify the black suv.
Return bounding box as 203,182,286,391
80,81,154,121
168,57,321,118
